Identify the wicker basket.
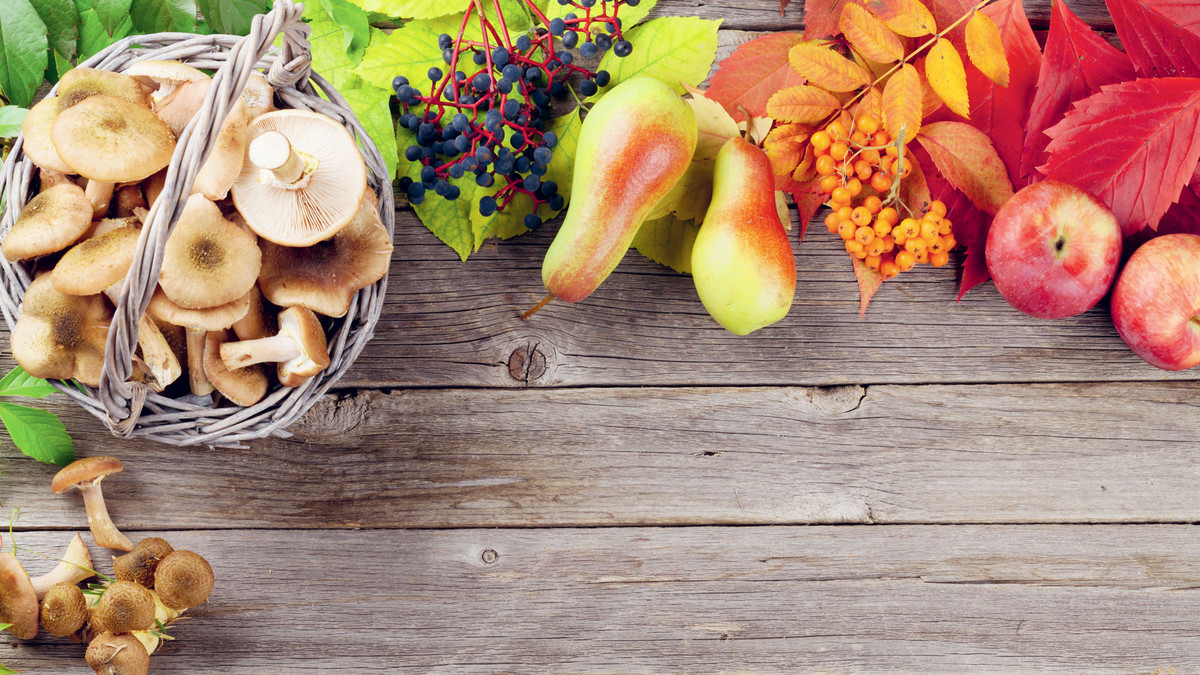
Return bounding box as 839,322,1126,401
0,0,394,447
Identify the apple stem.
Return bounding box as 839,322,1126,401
521,294,554,320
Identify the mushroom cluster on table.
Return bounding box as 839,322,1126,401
4,63,393,407
0,458,216,675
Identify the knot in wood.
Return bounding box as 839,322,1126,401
507,343,547,384
481,548,499,565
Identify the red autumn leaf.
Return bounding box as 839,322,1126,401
803,0,854,40
1020,0,1135,183
1107,0,1200,78
707,33,809,121
913,144,991,297
924,0,976,49
917,121,1014,215
790,179,826,240
962,0,1041,188
1042,77,1200,236
852,257,883,316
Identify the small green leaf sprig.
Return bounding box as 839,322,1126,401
0,367,74,470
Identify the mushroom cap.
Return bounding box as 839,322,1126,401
55,67,151,111
2,182,94,261
154,550,213,610
0,552,38,640
113,537,174,588
51,226,141,296
204,329,268,407
91,580,156,633
142,168,168,209
231,110,366,246
52,456,125,493
241,72,275,121
276,307,331,387
147,286,251,331
259,187,393,318
41,582,88,637
192,98,248,201
123,60,207,96
113,185,147,219
232,285,275,341
11,274,113,387
150,76,210,137
52,94,176,183
158,195,261,309
21,96,74,173
86,632,150,675
85,216,141,241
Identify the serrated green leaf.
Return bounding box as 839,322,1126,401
341,83,397,181
539,0,657,30
194,0,270,35
471,186,533,246
632,214,699,274
597,16,721,94
0,401,73,467
645,158,713,221
398,127,479,260
49,49,72,82
93,0,132,36
0,367,56,399
31,0,78,61
315,0,370,62
307,4,362,91
75,0,133,61
129,0,199,33
0,624,10,630
0,0,48,108
0,106,28,138
355,17,450,91
360,0,470,19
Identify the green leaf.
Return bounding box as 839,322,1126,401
539,0,657,29
194,0,271,35
0,367,57,399
354,17,451,89
470,187,533,246
76,0,133,61
359,0,470,19
0,401,74,466
0,662,13,675
93,0,132,36
129,0,199,33
314,0,370,63
597,16,721,94
645,158,714,221
341,83,397,181
30,0,78,60
49,49,73,82
534,107,582,219
632,214,699,274
307,4,362,90
0,0,49,108
0,106,28,138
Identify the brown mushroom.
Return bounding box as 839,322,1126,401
86,632,149,675
231,110,366,246
1,182,94,261
258,187,393,318
55,68,151,111
220,306,330,387
203,329,268,406
51,457,133,552
113,185,146,218
41,582,88,637
191,95,248,201
147,287,251,396
153,550,213,610
38,167,75,190
0,552,38,639
21,97,74,173
91,580,155,633
10,274,112,387
123,60,207,115
141,169,167,210
130,588,180,656
84,180,115,220
158,194,261,309
52,94,175,184
232,285,276,341
30,533,94,599
241,72,275,121
113,537,173,588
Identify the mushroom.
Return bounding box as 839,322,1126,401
10,274,112,387
231,109,366,246
39,167,75,190
51,457,133,552
90,580,155,633
0,552,38,639
123,60,207,115
220,306,330,387
158,194,261,309
51,227,182,391
153,550,213,610
30,533,95,599
51,94,175,184
232,285,275,341
241,72,275,121
21,97,74,173
113,185,146,218
191,92,248,201
147,287,251,396
141,169,167,209
1,182,94,261
85,180,116,220
258,187,393,318
203,329,268,407
113,537,173,588
41,582,89,637
131,589,181,656
55,68,151,111
86,632,150,675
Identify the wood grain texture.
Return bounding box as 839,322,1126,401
3,525,1197,673
4,382,1198,529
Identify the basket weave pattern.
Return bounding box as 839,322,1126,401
0,1,394,447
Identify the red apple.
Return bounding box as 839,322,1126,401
1111,233,1200,370
985,180,1122,319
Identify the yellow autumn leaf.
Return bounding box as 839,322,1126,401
788,41,871,92
764,124,811,177
685,94,741,160
851,85,884,124
924,38,969,118
791,145,816,183
766,85,842,124
862,0,936,38
839,2,904,64
882,63,922,141
965,11,1010,87
918,68,943,117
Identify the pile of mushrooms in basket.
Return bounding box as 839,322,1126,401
4,62,392,407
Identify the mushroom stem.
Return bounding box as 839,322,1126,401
186,328,214,396
103,287,181,392
220,334,299,368
30,533,94,600
80,481,133,552
85,180,115,220
248,131,306,185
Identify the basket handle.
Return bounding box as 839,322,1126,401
98,0,312,433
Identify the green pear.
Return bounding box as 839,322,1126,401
541,77,697,303
691,136,796,335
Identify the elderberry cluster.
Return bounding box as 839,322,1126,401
395,0,639,228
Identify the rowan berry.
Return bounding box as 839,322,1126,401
880,259,900,279
855,161,873,181
927,235,946,254
811,130,831,151
837,220,857,241
873,219,892,238
837,206,853,221
851,207,872,227
861,148,881,165
831,186,851,203
895,249,916,272
846,177,862,196
915,249,929,264
819,174,840,193
850,130,868,145
878,207,899,225
905,237,927,256
884,143,899,157
930,250,950,267
855,226,875,245
873,131,891,147
919,221,939,242
825,211,841,233
857,115,880,136
816,154,837,176
924,210,942,224
880,235,896,252
865,238,886,257
938,218,953,236
845,239,864,254
870,172,892,192
830,142,849,161
829,119,849,139
864,254,882,271
863,196,882,213
929,200,947,216
897,218,920,240
942,233,957,250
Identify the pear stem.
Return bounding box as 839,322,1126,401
521,294,554,321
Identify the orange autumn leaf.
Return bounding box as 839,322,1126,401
764,123,811,176
918,66,943,117
882,63,922,140
839,3,905,64
924,38,970,118
965,11,1010,87
898,153,932,214
792,144,817,182
851,85,884,122
788,41,872,92
917,121,1014,215
852,257,884,316
767,84,842,124
862,0,936,37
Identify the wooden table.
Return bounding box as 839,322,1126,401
4,0,1199,671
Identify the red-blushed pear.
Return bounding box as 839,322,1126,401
1111,233,1200,371
985,180,1121,319
691,136,796,335
538,77,696,307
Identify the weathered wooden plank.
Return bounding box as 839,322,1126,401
3,525,1197,673
3,382,1198,529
